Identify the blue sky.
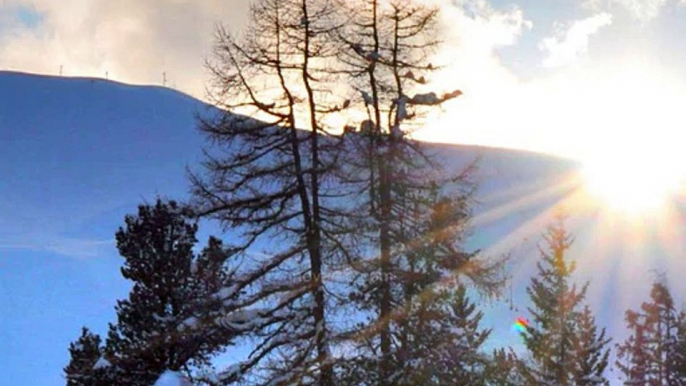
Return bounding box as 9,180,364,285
12,5,41,28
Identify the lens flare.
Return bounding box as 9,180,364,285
513,317,529,333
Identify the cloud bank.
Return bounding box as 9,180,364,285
540,13,613,68
0,0,250,97
583,0,684,22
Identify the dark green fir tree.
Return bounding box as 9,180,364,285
573,306,611,386
64,327,107,386
62,199,238,386
104,199,237,385
521,216,610,386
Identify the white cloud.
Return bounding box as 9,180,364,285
416,1,686,164
0,0,533,101
615,0,668,21
428,0,532,97
582,0,676,22
540,13,613,68
0,237,114,258
580,0,605,11
0,0,250,98
443,0,533,50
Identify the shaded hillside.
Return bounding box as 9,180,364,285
0,71,583,386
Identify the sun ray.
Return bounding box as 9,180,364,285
471,171,582,229
479,182,589,268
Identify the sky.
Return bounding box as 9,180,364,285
3,0,686,161
3,0,686,385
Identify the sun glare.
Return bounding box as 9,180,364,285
418,56,686,215
575,64,686,215
581,153,684,214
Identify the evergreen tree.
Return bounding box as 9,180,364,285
333,2,500,386
420,285,492,386
573,306,611,386
486,348,524,386
521,216,610,386
671,311,686,385
617,280,685,386
393,196,502,386
617,309,650,386
103,200,236,385
64,327,107,386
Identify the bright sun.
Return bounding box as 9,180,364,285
581,150,684,214
568,63,686,215
418,57,686,215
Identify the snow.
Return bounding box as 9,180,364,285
153,313,173,323
217,362,244,381
410,92,439,105
177,316,199,332
92,357,111,370
408,90,462,106
366,51,380,61
214,284,238,301
0,71,584,386
200,370,220,384
0,70,222,386
391,125,403,139
216,307,268,330
153,370,190,386
361,91,373,106
396,95,409,122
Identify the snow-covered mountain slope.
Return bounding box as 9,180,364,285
0,71,658,385
0,72,209,386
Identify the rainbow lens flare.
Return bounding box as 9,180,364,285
513,317,529,333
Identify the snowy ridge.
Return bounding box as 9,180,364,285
0,71,581,386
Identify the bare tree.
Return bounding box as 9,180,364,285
191,1,504,386
189,1,351,386
332,2,500,386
